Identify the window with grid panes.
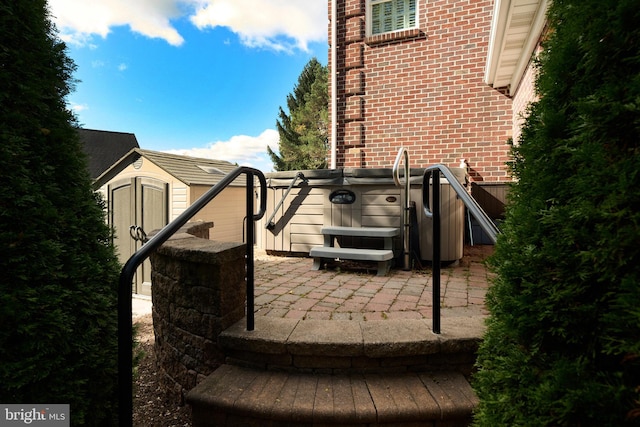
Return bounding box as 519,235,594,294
370,0,416,35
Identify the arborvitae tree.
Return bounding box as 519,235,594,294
0,1,121,424
473,0,640,425
268,58,328,170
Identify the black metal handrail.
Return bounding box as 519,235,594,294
423,165,500,244
117,167,267,426
422,164,500,334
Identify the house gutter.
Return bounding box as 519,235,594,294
330,0,337,169
484,0,548,95
484,0,510,87
509,0,547,96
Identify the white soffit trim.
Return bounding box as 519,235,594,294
484,0,548,95
485,0,511,86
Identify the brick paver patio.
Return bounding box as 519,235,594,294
253,245,494,321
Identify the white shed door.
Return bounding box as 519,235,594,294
109,177,168,296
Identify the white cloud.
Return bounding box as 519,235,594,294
70,102,89,113
118,63,128,71
190,0,327,52
48,0,327,52
48,0,185,46
164,129,279,172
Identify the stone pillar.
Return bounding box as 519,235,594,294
150,232,246,403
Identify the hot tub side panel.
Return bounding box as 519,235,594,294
261,186,326,254
289,189,325,253
331,186,402,252
260,169,465,263
411,183,465,262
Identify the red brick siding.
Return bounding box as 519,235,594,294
346,16,365,42
345,69,365,94
346,96,365,120
344,0,365,16
330,0,514,183
511,45,541,144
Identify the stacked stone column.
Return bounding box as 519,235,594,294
149,223,246,403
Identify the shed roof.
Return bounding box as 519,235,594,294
79,128,140,179
94,148,247,189
139,149,244,186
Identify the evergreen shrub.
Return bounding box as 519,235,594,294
473,0,640,425
0,1,121,424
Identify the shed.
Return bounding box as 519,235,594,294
95,148,247,296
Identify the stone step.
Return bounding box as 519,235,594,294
218,317,484,376
187,364,478,427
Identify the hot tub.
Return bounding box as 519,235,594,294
258,168,465,263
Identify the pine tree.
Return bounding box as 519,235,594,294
473,0,640,425
0,1,121,424
268,58,329,170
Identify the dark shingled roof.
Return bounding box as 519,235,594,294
78,128,139,179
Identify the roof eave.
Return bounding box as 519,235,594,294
484,0,548,96
93,148,142,189
484,0,511,87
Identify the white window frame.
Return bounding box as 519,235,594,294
367,0,418,37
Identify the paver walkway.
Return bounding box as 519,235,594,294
253,245,494,321
189,245,493,426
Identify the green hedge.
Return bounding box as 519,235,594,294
0,1,121,425
473,1,640,425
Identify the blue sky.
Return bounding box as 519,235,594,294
48,0,328,172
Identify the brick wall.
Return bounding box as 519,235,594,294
511,44,541,144
330,0,514,183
